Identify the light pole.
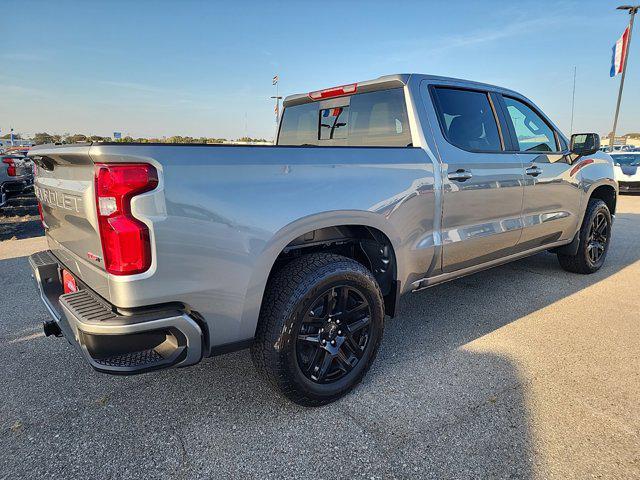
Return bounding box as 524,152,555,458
610,5,639,148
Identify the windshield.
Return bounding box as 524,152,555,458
612,154,640,166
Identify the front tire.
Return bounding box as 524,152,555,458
558,198,612,274
251,253,385,406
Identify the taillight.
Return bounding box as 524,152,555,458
37,202,46,228
308,83,357,100
62,269,78,294
94,163,158,275
2,157,16,176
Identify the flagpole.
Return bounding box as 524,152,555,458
570,66,577,135
610,6,638,149
271,74,282,141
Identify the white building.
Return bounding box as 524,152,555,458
0,138,34,148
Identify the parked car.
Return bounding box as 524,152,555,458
601,145,634,153
1,151,34,208
28,74,616,405
611,152,640,193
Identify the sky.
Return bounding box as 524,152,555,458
2,0,639,141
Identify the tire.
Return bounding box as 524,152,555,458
557,198,612,274
251,253,385,406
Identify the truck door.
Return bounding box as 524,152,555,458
498,95,582,248
425,85,525,273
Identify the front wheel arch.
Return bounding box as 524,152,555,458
589,184,617,216
557,198,612,274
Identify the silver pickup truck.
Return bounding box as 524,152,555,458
28,74,616,406
1,152,34,208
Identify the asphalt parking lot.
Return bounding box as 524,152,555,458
1,195,638,480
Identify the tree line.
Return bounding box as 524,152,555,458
0,133,269,145
604,132,640,139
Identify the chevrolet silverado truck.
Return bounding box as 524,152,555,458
1,151,33,208
28,74,616,406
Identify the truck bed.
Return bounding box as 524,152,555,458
30,142,437,349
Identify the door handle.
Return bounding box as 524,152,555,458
447,169,473,182
525,165,543,177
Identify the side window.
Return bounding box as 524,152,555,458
503,97,558,152
347,88,412,147
278,102,319,145
432,87,502,152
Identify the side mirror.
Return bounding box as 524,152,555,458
570,133,600,157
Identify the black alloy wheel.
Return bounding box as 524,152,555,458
296,285,371,384
557,198,612,274
586,211,609,265
251,253,385,406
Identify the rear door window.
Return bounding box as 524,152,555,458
432,87,502,152
278,87,411,147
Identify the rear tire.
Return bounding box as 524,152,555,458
557,198,611,274
251,253,384,406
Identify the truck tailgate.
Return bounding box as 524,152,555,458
30,145,111,297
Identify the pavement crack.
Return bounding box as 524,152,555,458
171,425,189,480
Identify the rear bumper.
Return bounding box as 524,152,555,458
29,250,204,374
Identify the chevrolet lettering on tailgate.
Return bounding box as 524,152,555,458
35,185,82,213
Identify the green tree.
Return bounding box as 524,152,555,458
34,132,54,144
65,134,87,143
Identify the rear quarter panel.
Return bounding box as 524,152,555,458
88,144,437,348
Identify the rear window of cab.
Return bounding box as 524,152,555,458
277,88,412,147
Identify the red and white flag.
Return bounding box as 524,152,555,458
611,26,630,77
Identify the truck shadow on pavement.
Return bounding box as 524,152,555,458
2,211,639,479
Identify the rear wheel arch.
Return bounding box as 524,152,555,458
265,224,400,318
240,218,402,337
238,214,402,343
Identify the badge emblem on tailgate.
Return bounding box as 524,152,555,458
34,186,82,213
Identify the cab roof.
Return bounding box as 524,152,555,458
282,73,521,107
